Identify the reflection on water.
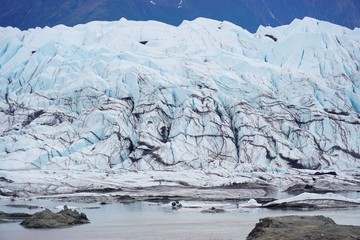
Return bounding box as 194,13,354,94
1,198,360,240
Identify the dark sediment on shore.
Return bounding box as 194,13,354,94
285,183,334,195
247,215,360,240
32,183,275,204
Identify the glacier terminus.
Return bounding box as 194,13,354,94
0,17,359,196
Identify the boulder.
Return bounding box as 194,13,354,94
20,205,89,228
247,215,360,240
171,201,183,209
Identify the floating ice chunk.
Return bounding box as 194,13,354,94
239,199,262,208
265,193,360,208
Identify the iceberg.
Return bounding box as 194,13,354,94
265,192,360,208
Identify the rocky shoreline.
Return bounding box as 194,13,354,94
247,215,360,240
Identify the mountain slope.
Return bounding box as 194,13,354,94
1,0,360,32
0,18,360,193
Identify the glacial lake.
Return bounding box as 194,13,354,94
1,196,360,240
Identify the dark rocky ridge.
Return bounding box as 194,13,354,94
20,206,89,228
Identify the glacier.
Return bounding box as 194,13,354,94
0,17,360,195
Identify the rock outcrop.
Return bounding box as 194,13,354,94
171,201,183,209
20,206,89,228
247,215,360,240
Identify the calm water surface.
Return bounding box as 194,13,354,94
1,197,360,240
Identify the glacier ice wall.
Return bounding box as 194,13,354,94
0,17,359,174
